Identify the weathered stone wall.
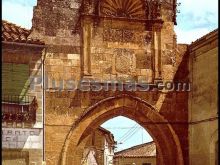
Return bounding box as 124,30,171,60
30,0,189,165
30,0,181,84
43,89,189,165
2,149,43,165
31,0,81,41
188,30,218,165
88,19,153,82
30,0,82,88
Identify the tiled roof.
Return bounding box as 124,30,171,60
2,20,44,45
98,127,115,144
98,127,112,134
114,141,156,158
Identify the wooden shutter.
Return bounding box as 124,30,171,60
2,63,30,100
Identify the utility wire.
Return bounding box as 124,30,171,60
118,127,139,143
117,124,138,142
118,125,140,143
104,126,142,129
118,124,137,141
121,127,140,143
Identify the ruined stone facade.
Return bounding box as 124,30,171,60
29,0,190,164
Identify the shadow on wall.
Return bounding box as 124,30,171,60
2,128,42,149
2,149,29,165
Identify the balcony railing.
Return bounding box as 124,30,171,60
2,95,38,124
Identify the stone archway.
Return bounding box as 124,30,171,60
61,94,184,165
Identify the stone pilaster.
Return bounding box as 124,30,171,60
153,23,163,81
81,17,93,78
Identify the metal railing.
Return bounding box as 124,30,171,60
2,95,35,104
2,95,38,123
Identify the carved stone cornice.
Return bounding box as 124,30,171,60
78,0,164,21
100,0,146,19
74,0,167,33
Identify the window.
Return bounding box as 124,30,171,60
2,63,37,125
2,63,30,96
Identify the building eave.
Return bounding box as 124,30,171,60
2,41,46,49
189,29,218,52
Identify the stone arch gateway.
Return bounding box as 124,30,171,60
30,0,189,164
61,94,184,165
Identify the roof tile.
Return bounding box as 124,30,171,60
114,141,156,158
2,20,44,45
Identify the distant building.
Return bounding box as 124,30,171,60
113,142,156,165
82,127,115,165
2,20,45,165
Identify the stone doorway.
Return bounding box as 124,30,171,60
60,94,184,165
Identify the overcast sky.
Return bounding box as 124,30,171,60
2,0,218,151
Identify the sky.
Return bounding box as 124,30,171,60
2,0,218,151
2,0,218,44
2,0,37,28
175,0,218,43
101,116,153,151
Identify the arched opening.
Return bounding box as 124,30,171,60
102,116,153,151
61,94,184,165
80,116,156,165
102,116,155,165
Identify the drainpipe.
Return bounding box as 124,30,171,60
42,47,47,163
